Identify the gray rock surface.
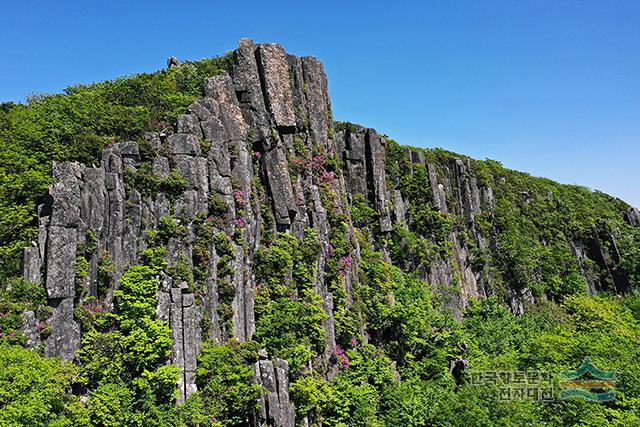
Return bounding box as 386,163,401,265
171,288,201,404
257,44,296,129
44,298,80,361
264,147,297,227
22,247,41,283
167,56,181,68
176,114,203,138
169,133,201,156
21,310,41,349
254,358,296,427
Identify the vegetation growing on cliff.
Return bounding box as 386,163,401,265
2,44,640,427
0,54,232,281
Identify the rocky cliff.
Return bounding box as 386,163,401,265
20,39,640,425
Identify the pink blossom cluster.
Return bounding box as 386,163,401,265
233,190,246,205
335,344,350,368
311,155,326,173
324,243,335,258
254,151,263,159
207,216,225,228
338,256,352,273
291,158,307,169
321,170,334,183
83,304,106,314
234,217,247,228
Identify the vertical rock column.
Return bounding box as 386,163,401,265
256,43,298,231
364,130,392,233
263,147,297,231
43,162,82,360
168,133,208,219
22,247,41,283
170,288,201,404
339,127,391,232
102,145,126,289
120,142,143,267
301,56,333,150
253,357,296,427
79,166,107,297
207,66,257,342
256,43,296,131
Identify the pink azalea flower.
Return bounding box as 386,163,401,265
233,190,246,205
324,243,335,258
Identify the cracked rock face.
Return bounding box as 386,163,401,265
257,44,296,129
21,38,637,424
253,358,296,427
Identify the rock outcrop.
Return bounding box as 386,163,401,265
21,38,639,424
253,357,296,427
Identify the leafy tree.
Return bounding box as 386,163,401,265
194,339,262,426
0,343,89,426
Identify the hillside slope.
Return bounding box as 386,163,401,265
1,39,640,426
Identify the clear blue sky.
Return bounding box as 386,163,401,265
1,1,638,205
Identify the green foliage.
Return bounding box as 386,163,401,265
349,194,377,228
255,290,327,375
140,245,168,272
255,234,296,298
78,265,177,424
402,162,452,244
75,255,90,296
351,237,459,373
0,277,48,345
0,276,46,306
124,163,189,202
3,54,640,426
161,170,189,201
97,251,115,297
254,229,319,312
387,224,435,273
192,215,215,283
207,192,229,217
471,156,640,300
194,339,262,426
291,344,397,427
0,343,88,426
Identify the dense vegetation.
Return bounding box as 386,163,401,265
4,256,640,426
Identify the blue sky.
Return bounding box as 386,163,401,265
1,1,638,205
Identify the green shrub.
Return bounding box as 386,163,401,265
160,170,188,200
350,194,377,228
195,339,261,426
0,343,89,426
254,290,327,375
